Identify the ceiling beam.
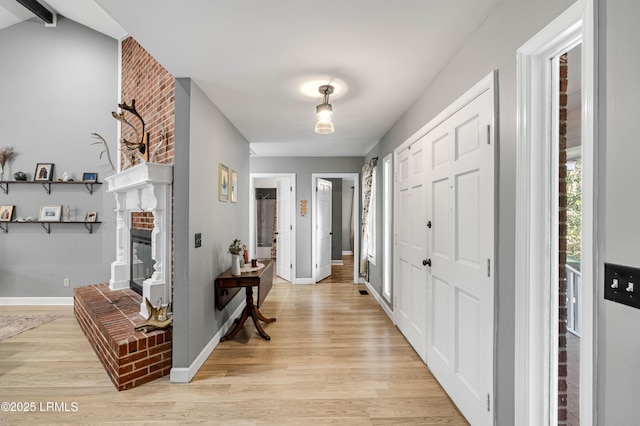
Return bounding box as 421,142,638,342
15,0,54,24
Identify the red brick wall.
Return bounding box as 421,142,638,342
120,37,175,167
558,52,569,424
131,211,154,231
121,37,175,288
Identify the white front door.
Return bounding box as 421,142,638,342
276,178,292,282
426,88,494,425
395,137,428,361
316,178,332,282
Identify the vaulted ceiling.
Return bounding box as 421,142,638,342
0,0,502,156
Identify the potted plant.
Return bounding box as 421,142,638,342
229,239,244,275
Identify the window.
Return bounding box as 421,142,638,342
366,166,377,264
382,153,393,302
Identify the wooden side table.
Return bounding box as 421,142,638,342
215,259,276,341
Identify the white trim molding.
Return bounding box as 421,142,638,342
515,0,597,424
170,301,245,383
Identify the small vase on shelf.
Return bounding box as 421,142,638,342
231,254,242,276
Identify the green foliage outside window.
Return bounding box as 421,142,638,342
566,159,582,260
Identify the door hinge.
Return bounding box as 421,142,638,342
487,259,491,277
290,225,293,230
487,393,491,412
486,124,491,144
290,186,293,192
290,263,293,269
316,186,318,192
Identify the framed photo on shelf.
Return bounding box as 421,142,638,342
85,212,97,222
230,169,238,203
218,163,229,202
39,205,62,222
82,172,98,182
34,163,54,181
0,205,14,222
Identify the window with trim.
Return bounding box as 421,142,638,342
366,166,377,264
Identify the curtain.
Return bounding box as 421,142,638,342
360,157,377,281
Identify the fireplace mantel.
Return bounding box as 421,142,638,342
105,162,173,316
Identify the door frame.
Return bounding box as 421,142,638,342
514,0,597,424
249,173,296,282
311,173,360,284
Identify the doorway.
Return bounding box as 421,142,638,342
250,173,296,283
515,1,596,424
311,173,360,284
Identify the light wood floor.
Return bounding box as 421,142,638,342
0,265,468,425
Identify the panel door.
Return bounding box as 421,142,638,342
316,178,332,282
426,89,495,425
395,137,428,361
276,178,292,282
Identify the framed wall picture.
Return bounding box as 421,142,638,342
34,163,54,181
218,163,229,202
0,205,14,222
85,212,97,222
39,205,62,222
82,172,98,182
230,169,238,203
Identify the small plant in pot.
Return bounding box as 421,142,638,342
228,239,244,275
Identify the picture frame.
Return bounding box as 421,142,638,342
39,205,62,222
82,172,98,182
34,163,54,182
230,169,238,203
85,212,97,222
0,205,14,222
218,163,229,202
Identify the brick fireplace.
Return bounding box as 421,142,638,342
104,162,173,317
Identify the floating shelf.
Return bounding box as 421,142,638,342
0,180,102,195
0,221,102,234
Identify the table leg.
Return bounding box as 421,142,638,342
220,286,276,342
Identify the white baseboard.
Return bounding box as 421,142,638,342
342,251,353,255
0,297,74,306
362,281,394,323
169,301,246,383
293,278,315,285
331,260,344,265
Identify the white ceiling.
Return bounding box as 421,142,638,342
1,0,502,157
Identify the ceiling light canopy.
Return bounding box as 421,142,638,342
315,85,334,134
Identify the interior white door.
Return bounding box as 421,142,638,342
395,137,428,361
276,178,292,282
316,178,332,282
425,88,494,425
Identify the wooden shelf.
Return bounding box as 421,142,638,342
0,221,102,234
0,180,102,195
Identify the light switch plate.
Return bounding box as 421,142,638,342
604,262,640,309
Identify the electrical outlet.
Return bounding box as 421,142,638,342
195,233,202,248
64,278,70,287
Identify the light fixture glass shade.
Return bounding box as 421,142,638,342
315,119,334,134
316,103,333,120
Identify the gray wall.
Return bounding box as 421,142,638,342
250,157,363,279
362,0,575,423
598,0,640,423
0,17,118,297
173,78,250,368
342,180,354,253
328,178,342,261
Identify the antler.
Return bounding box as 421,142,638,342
112,100,147,153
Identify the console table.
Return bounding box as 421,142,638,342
215,259,276,341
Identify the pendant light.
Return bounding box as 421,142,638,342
315,85,335,134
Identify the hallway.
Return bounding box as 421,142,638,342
1,275,467,424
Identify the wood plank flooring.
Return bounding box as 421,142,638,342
0,267,468,425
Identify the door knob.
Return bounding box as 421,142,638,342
423,259,431,267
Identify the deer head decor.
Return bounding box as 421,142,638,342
112,99,149,162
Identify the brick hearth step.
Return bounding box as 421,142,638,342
74,283,172,391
